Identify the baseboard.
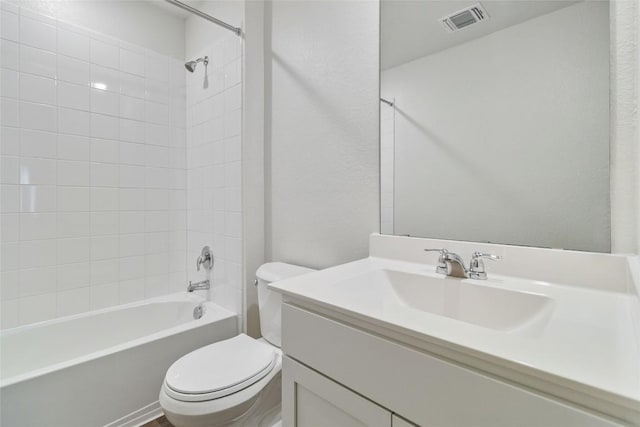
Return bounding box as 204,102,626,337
104,401,163,427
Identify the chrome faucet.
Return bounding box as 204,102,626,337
187,279,210,292
425,249,501,280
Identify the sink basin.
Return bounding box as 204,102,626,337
335,269,552,331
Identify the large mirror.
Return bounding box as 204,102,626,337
380,0,611,252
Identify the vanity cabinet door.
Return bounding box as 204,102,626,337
282,356,391,427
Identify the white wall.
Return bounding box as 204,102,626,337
7,0,184,59
610,0,639,254
265,0,380,269
185,0,243,60
242,0,264,337
184,2,245,318
382,1,611,252
0,1,187,328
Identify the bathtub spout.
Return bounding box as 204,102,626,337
187,279,210,292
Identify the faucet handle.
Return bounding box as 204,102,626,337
469,252,502,280
424,249,449,275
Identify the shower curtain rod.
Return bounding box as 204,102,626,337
164,0,242,36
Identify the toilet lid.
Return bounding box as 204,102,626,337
165,334,276,402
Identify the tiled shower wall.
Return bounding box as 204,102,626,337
0,3,187,328
186,33,243,316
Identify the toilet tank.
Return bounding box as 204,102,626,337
256,262,316,347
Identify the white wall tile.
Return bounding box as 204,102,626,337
1,39,19,70
90,282,118,309
119,119,145,143
57,55,91,86
120,48,144,76
118,278,144,303
19,101,56,132
2,9,188,328
119,256,144,281
91,187,119,211
58,134,90,161
91,87,119,116
145,123,169,146
91,64,120,92
57,262,90,291
19,157,56,184
57,212,90,238
119,188,145,210
57,186,90,211
20,16,56,52
145,101,168,125
19,266,57,297
120,233,145,257
91,138,119,163
145,79,169,104
90,39,119,69
91,162,119,187
119,165,145,188
57,81,90,110
91,113,119,139
19,239,57,269
119,142,146,166
1,272,20,300
19,292,56,324
1,213,19,241
58,107,91,136
57,238,91,264
19,44,56,77
57,27,91,60
119,95,144,121
1,184,19,212
1,127,19,156
90,258,118,284
20,185,56,212
20,129,57,159
58,160,90,186
144,51,168,83
19,212,56,240
0,97,18,127
1,11,19,42
1,69,18,98
119,72,145,98
57,286,90,317
1,242,20,271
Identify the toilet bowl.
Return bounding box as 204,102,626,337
159,263,315,427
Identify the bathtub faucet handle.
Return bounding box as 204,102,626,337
196,246,214,272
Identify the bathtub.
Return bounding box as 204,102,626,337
0,292,237,427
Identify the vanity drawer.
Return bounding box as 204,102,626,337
282,303,625,427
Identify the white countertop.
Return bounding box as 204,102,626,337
270,256,640,414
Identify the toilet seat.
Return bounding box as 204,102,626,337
164,334,277,403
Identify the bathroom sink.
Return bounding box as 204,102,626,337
336,269,552,331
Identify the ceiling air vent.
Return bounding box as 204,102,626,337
440,3,489,33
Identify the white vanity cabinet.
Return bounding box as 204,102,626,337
282,356,391,427
281,303,627,427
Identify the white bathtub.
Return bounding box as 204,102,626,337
0,292,238,427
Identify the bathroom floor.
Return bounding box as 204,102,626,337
142,415,174,427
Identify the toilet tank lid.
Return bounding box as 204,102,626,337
256,262,316,283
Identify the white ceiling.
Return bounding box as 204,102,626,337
381,0,582,70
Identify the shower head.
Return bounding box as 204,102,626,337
185,56,209,72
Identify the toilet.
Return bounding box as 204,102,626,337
159,263,315,427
